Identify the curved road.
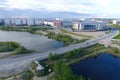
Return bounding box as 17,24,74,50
0,29,119,78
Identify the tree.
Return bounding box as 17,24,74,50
31,61,37,71
48,53,60,61
54,61,74,80
48,53,53,61
78,75,85,80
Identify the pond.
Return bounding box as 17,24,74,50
0,30,63,52
70,53,120,80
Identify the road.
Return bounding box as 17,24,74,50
0,29,119,78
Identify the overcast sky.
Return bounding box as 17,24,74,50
0,0,120,18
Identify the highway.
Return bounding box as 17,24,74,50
0,29,119,78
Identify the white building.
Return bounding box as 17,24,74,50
34,60,44,71
112,20,120,25
73,21,108,31
43,21,54,26
112,20,117,24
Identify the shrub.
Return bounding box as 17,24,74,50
20,70,34,80
36,70,45,77
48,53,60,61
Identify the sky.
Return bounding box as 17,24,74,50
0,0,120,18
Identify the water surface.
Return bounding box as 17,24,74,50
0,30,63,52
71,53,120,80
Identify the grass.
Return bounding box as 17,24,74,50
66,44,107,65
2,71,26,80
110,24,120,29
0,42,20,52
46,31,88,46
0,26,53,33
113,41,120,46
59,28,93,38
109,24,120,39
44,44,107,66
67,49,106,65
105,30,112,34
41,44,107,80
114,34,120,39
108,47,120,54
0,42,34,55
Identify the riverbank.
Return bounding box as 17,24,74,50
35,44,107,80
59,28,93,38
114,34,120,39
38,43,120,80
45,44,107,65
108,46,120,57
45,31,88,46
109,24,120,39
3,43,120,80
0,42,34,57
0,26,53,33
0,26,88,46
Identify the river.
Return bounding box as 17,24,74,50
0,30,63,52
70,53,120,80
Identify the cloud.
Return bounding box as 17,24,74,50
0,0,120,17
0,0,99,12
0,9,94,18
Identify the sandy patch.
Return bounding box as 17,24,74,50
33,72,55,80
0,52,13,58
74,31,105,38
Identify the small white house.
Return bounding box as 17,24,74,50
34,60,44,71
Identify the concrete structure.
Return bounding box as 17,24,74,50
112,20,117,24
0,18,43,26
73,21,108,31
0,19,5,26
43,21,54,26
43,20,62,27
62,20,73,27
33,60,44,71
73,22,79,30
53,20,62,27
112,20,120,25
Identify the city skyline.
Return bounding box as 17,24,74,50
0,0,120,18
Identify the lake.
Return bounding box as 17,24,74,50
70,53,120,80
0,30,63,52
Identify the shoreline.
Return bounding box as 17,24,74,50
2,43,120,79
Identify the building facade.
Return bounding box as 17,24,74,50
53,20,62,27
73,21,108,31
112,20,120,25
43,20,62,27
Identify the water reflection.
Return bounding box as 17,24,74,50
0,30,63,52
71,53,120,80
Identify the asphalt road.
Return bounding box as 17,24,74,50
0,29,119,78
